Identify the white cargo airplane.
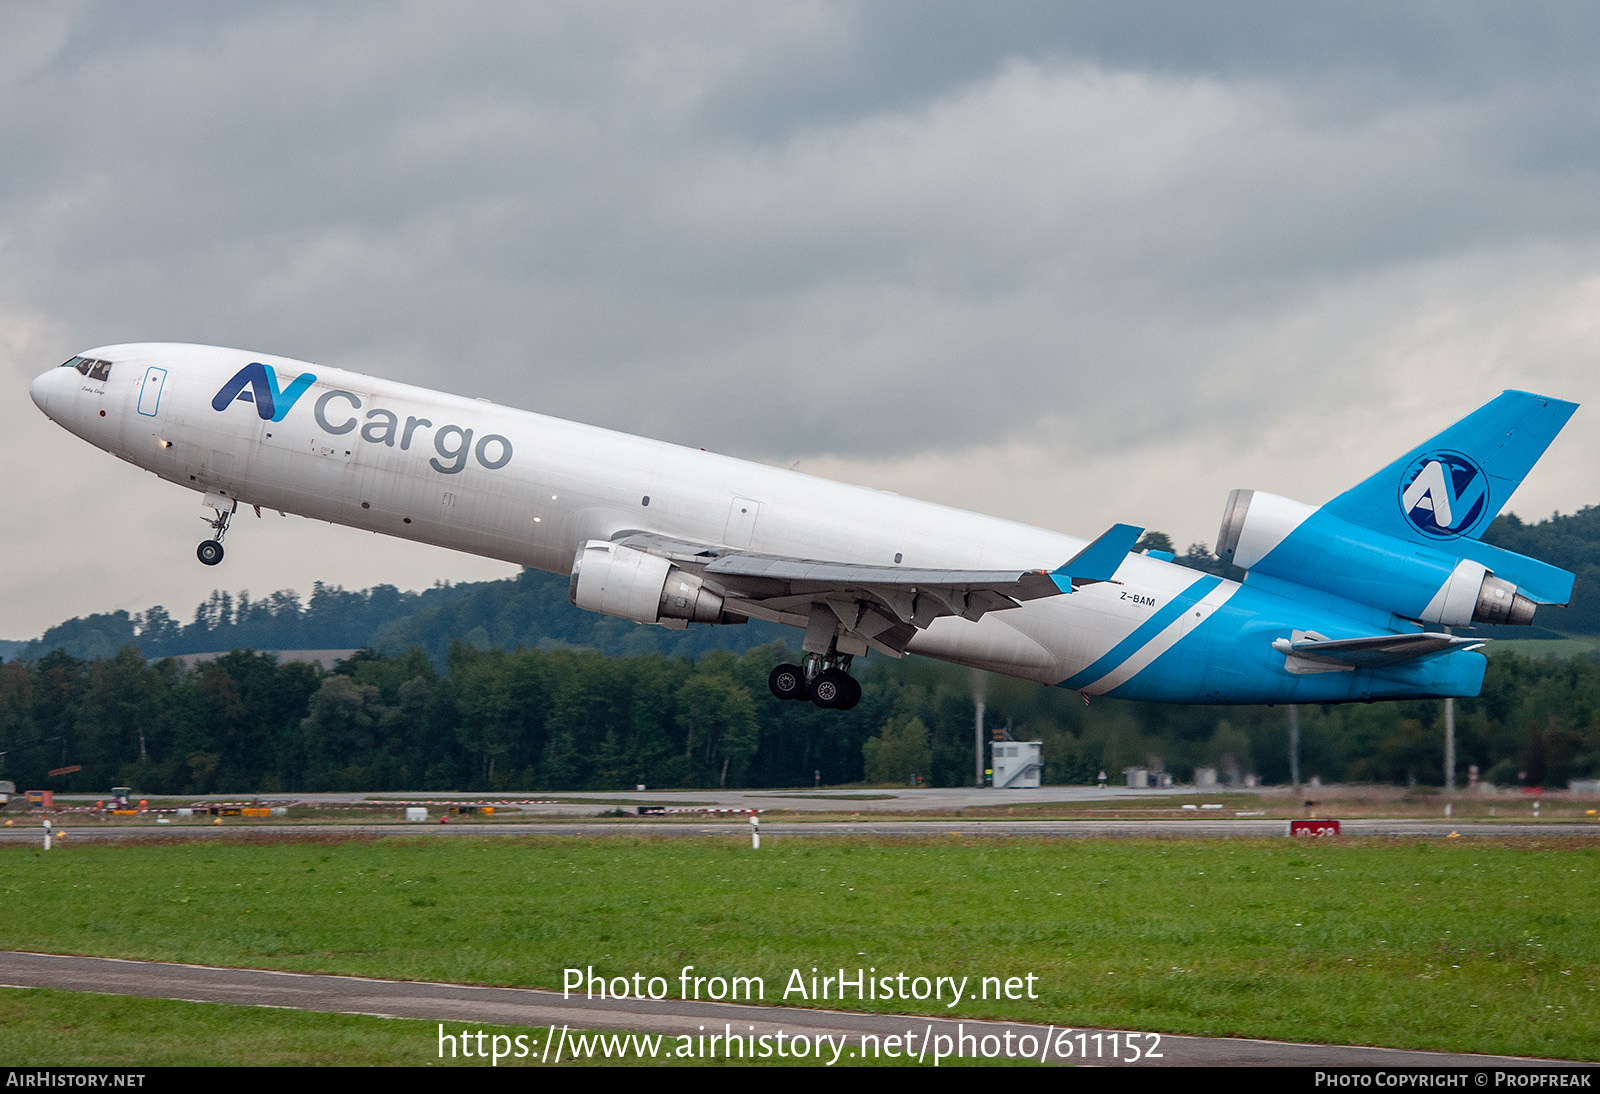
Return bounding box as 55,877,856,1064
31,344,1577,710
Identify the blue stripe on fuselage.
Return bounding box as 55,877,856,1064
1060,575,1222,691
1096,577,1489,704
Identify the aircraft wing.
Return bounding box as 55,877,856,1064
1272,630,1484,671
613,523,1142,657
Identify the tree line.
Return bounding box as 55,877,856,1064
1,641,1595,795
8,506,1599,668
3,569,790,666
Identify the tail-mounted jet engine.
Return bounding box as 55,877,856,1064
1215,489,1544,628
568,540,744,627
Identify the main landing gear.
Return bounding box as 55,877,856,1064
197,496,236,567
769,654,861,710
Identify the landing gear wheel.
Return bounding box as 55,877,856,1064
836,675,862,711
810,668,851,709
768,663,806,701
198,497,236,566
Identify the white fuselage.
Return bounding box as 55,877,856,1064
30,343,1239,690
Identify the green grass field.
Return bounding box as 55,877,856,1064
0,988,528,1067
0,988,1007,1067
3,835,1596,1061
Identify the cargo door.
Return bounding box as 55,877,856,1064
724,496,761,548
136,366,167,417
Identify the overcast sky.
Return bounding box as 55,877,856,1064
6,2,1600,640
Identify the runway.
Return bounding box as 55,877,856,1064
45,785,1195,814
0,951,1583,1068
3,818,1596,843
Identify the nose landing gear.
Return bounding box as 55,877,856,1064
768,653,861,710
197,494,236,566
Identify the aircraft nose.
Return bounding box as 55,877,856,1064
29,368,55,416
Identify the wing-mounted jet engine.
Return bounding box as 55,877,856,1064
568,540,746,627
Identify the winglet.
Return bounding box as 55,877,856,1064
1051,523,1143,591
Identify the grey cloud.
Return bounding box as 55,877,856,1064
6,2,1600,637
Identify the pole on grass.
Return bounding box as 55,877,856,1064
1289,705,1301,793
1444,697,1456,793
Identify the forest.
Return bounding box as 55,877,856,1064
1,639,1594,795
3,507,1599,795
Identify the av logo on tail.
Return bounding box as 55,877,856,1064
211,362,317,422
1400,450,1488,537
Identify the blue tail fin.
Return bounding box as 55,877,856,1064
1325,390,1576,539
1323,390,1577,603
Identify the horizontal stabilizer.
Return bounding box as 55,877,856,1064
1476,548,1574,606
1051,523,1144,592
1272,630,1483,670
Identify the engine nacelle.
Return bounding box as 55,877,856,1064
1216,489,1538,627
568,540,736,625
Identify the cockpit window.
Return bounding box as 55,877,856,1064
61,357,113,382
